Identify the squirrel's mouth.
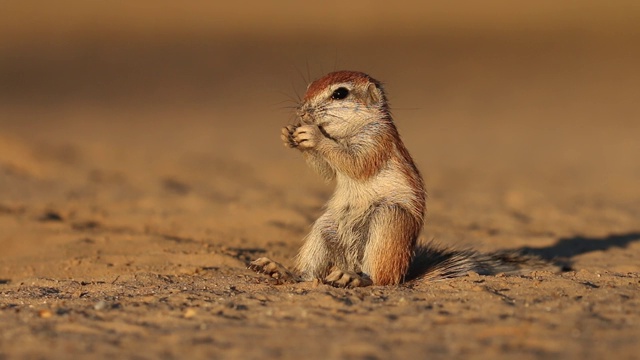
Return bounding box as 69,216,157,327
298,113,317,125
302,117,329,129
299,117,313,125
296,109,330,134
296,106,318,125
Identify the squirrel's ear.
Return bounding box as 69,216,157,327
365,83,383,106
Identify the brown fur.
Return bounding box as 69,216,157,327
304,71,379,102
364,205,421,285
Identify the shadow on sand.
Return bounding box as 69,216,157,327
518,232,640,270
406,232,640,281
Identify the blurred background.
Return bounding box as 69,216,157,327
2,1,639,111
1,1,639,254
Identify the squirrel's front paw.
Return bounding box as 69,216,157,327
292,125,321,149
281,124,300,148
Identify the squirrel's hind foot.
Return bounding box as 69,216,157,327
325,269,373,288
249,257,300,283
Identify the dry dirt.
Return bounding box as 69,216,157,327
1,5,640,359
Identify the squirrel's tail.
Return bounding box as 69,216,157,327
406,241,553,282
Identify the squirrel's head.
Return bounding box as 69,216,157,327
297,71,390,138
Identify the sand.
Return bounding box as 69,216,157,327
1,4,640,359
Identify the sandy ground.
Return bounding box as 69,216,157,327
1,5,640,358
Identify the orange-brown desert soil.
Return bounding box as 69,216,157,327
1,4,640,359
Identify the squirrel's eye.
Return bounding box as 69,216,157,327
331,87,349,100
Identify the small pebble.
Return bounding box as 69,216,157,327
467,271,480,279
38,309,53,318
184,308,197,318
94,301,108,310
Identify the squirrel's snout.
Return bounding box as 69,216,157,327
296,107,315,124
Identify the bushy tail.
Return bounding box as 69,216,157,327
406,241,553,282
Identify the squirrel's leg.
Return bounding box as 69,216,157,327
362,205,419,285
294,211,337,281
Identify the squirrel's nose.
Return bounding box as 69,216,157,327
296,107,314,123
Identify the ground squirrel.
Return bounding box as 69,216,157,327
250,71,545,287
